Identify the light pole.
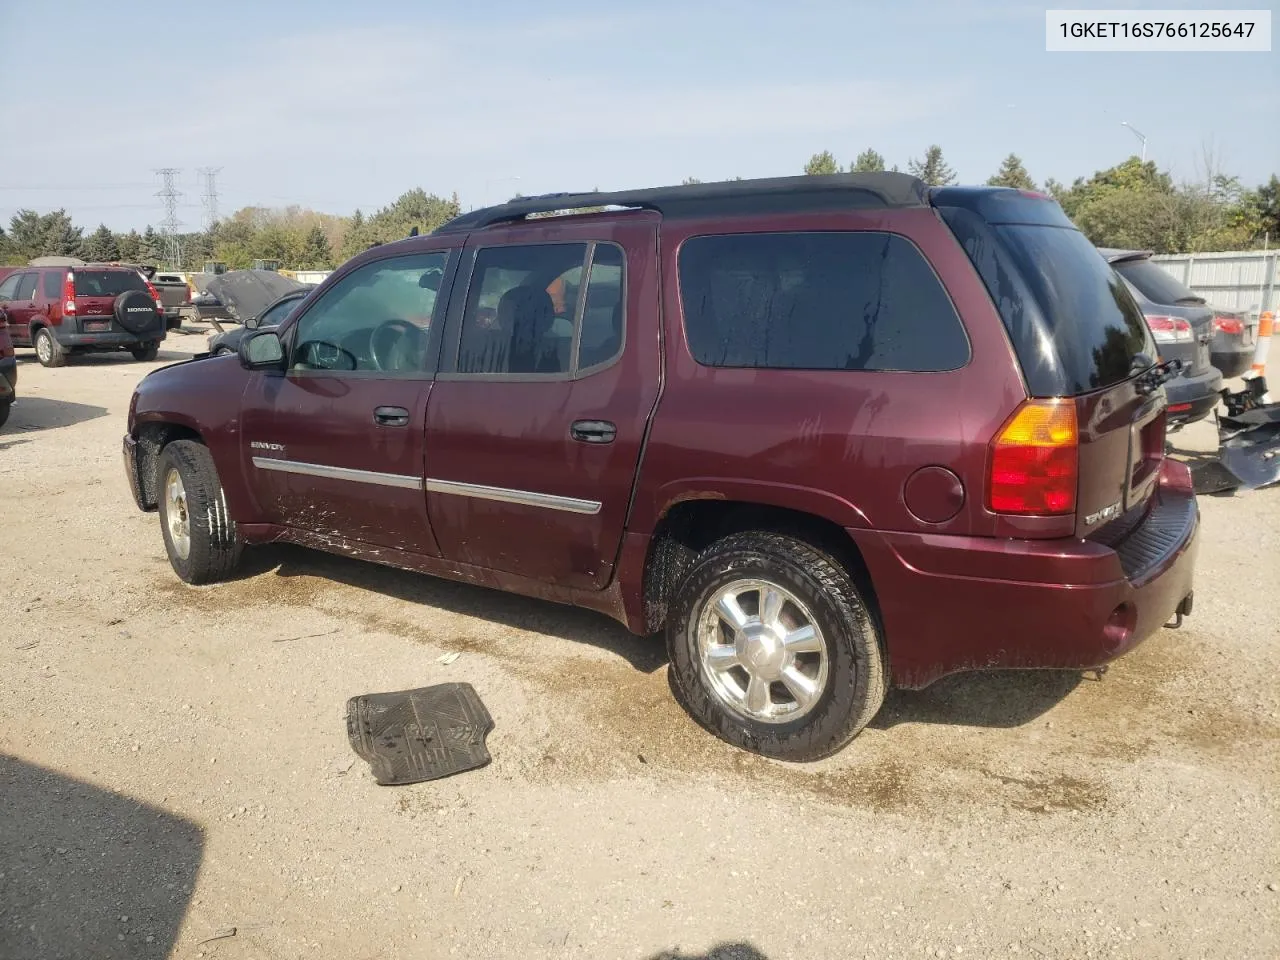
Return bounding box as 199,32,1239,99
1120,121,1147,162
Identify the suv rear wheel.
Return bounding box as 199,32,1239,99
34,328,66,368
667,532,886,761
157,440,241,584
131,342,160,361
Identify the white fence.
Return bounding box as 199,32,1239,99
1150,250,1278,317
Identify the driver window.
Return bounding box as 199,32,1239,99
289,252,447,374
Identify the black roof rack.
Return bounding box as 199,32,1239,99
435,172,929,234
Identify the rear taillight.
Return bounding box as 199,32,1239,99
63,271,76,314
1145,315,1193,343
1213,316,1244,335
987,399,1079,516
145,279,162,308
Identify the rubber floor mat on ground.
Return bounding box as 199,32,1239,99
345,682,494,785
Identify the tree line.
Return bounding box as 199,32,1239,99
3,153,1276,269
799,145,1278,252
0,188,462,271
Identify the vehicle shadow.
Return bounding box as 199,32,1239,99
239,544,667,673
873,669,1085,730
5,396,108,432
0,754,203,960
646,946,768,960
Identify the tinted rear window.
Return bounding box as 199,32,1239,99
678,231,969,371
74,270,147,297
1112,258,1203,306
42,271,62,299
939,206,1153,395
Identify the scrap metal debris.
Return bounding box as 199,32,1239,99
346,682,494,785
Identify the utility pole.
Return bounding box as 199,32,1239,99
154,168,183,268
197,167,222,232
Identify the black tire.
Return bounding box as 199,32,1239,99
33,327,66,368
214,346,234,357
666,532,886,762
166,315,182,331
115,290,161,335
156,440,241,584
130,342,160,361
0,401,10,430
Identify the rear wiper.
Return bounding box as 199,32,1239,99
1174,296,1206,305
1133,356,1184,394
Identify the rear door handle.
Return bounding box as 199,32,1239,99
570,419,616,444
373,406,410,426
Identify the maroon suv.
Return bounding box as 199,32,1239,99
123,174,1199,760
0,264,166,366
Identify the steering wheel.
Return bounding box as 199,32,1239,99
369,319,427,372
295,340,358,372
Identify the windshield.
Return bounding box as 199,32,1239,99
1112,258,1204,305
939,203,1155,395
73,270,147,297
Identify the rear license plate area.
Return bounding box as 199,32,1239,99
84,320,110,332
1127,404,1166,509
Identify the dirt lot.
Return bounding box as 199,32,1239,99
1,332,1277,960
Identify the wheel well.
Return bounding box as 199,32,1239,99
134,422,203,508
640,500,879,635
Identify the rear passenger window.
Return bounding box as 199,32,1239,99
577,244,624,369
678,232,969,371
42,271,62,299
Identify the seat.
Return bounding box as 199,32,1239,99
499,286,561,374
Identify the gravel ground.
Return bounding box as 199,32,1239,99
1,332,1277,960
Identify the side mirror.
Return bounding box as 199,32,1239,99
245,315,260,330
239,330,285,371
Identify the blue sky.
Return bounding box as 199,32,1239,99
1,0,1275,231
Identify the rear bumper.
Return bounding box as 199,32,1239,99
851,460,1200,689
0,356,15,401
1211,347,1253,380
54,328,165,349
1166,366,1223,424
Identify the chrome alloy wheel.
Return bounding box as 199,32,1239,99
164,467,191,560
694,579,829,724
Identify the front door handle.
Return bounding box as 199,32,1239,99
373,406,410,426
570,419,617,444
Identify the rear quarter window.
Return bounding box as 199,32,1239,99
73,270,147,297
678,231,969,371
42,271,63,299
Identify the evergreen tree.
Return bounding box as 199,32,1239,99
986,153,1037,190
298,224,333,269
850,149,886,173
82,224,120,262
804,151,840,176
907,145,957,186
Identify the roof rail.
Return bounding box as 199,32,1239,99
435,172,929,234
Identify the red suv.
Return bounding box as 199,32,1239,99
0,310,15,428
123,174,1199,760
0,264,166,366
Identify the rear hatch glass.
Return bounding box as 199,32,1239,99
934,192,1156,396
73,270,147,297
935,189,1164,537
1111,257,1204,305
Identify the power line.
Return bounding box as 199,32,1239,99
198,167,222,231
154,168,183,268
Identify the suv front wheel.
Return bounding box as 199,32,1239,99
156,440,242,584
667,532,886,761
